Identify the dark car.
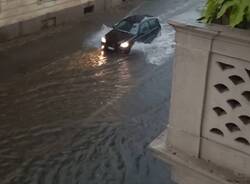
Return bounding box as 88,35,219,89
101,15,161,54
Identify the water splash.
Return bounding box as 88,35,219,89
83,22,175,66
132,24,175,66
84,25,112,49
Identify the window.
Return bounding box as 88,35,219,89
114,20,139,35
38,0,55,4
139,21,150,34
148,19,160,29
84,5,94,14
41,17,56,29
130,23,139,35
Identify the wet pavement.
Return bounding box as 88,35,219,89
0,0,201,184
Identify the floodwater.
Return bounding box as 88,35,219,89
0,23,174,184
0,0,200,183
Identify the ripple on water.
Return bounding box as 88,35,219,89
0,12,173,184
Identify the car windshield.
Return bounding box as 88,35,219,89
114,20,139,35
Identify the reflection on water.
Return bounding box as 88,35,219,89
0,43,172,184
0,46,136,182
67,49,108,70
80,49,107,67
0,14,174,184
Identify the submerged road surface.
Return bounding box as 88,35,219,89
0,0,201,183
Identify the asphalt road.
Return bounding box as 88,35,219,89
0,0,201,184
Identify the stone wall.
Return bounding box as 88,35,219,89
0,0,125,42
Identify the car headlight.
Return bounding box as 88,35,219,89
120,41,129,48
101,37,106,43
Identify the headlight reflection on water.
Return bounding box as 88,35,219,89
97,50,106,66
75,49,107,69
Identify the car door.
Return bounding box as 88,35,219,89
137,21,151,43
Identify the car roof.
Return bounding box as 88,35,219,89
123,15,154,23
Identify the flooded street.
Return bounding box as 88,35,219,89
0,0,201,183
0,50,173,184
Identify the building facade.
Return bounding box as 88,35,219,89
0,0,125,41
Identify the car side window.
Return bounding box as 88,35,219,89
139,21,150,34
149,19,160,29
130,23,139,35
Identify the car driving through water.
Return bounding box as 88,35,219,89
101,15,161,54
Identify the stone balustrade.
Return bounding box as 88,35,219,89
150,10,250,184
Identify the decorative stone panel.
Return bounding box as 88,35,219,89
150,9,250,184
202,53,250,155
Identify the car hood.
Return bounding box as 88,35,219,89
105,29,134,44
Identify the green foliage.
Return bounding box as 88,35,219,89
201,0,250,28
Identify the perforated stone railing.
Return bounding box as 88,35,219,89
203,54,250,153
200,52,250,176
150,10,250,184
